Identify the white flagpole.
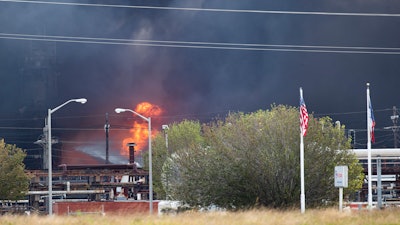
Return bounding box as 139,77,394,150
300,88,305,213
367,83,373,209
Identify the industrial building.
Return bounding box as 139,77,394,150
353,148,400,206
26,163,154,214
0,139,157,215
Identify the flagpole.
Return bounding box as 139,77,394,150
300,88,305,213
367,83,373,209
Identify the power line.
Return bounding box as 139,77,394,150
2,33,400,55
315,108,392,116
1,0,400,17
0,126,154,131
0,107,394,128
0,126,42,130
3,32,400,51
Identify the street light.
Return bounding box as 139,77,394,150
48,98,87,216
115,107,153,214
161,125,169,200
162,125,169,150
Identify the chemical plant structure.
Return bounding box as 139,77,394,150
1,143,156,215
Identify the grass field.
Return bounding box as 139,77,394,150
1,208,400,225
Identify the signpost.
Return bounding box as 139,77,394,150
335,166,348,212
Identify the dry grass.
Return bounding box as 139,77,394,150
2,208,400,225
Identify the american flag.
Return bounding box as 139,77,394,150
300,88,309,137
368,94,375,143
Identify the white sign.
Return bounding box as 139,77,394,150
334,166,348,188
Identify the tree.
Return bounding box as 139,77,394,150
152,105,364,209
0,139,30,200
304,116,364,206
151,120,204,200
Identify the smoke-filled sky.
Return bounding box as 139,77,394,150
1,0,400,166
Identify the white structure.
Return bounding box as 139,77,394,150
350,148,400,207
351,148,400,159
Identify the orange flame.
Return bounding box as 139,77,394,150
121,102,163,155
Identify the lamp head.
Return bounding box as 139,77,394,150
115,108,126,113
75,98,87,104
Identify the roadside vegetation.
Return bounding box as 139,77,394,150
1,208,400,225
150,105,363,209
0,139,30,200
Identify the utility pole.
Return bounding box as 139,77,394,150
162,125,169,151
162,125,169,200
384,106,399,148
34,118,59,169
105,113,110,164
391,106,399,148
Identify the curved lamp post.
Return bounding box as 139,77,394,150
48,98,87,215
115,107,153,214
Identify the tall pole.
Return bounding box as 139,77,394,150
47,98,87,216
105,113,110,164
300,132,305,213
299,88,306,214
162,125,169,200
47,109,53,216
115,108,153,214
391,106,399,148
339,187,343,212
148,117,153,214
164,129,169,150
367,83,373,209
42,119,48,169
377,156,382,209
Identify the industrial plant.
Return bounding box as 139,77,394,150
0,139,155,215
1,34,400,215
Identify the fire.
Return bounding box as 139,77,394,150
121,102,163,155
